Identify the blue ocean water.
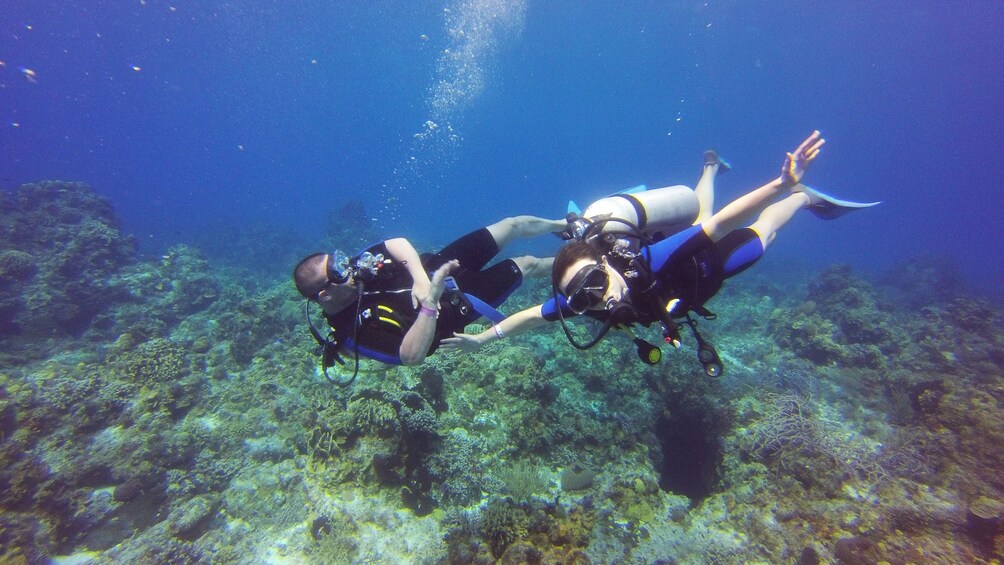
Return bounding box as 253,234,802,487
3,1,1003,294
4,4,1004,563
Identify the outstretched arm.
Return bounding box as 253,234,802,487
399,259,459,365
440,304,549,353
384,237,432,309
703,130,824,241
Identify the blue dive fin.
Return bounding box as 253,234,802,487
615,184,647,195
568,184,646,216
801,185,881,220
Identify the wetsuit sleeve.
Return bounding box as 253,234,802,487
642,224,706,272
540,295,578,322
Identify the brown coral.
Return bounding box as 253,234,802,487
0,250,37,281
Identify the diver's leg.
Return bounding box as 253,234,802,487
694,162,718,224
486,216,566,250
510,255,553,278
702,178,792,241
695,151,729,223
748,192,810,248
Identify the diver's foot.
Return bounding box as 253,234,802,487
798,185,881,220
703,150,732,174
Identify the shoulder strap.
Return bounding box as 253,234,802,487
610,193,648,229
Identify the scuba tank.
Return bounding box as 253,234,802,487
577,185,699,242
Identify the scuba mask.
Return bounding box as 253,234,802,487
564,263,610,314
555,261,640,351
325,250,387,286
325,250,353,285
563,262,638,324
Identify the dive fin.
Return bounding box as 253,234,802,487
615,184,647,195
704,150,732,174
800,184,881,220
570,184,645,216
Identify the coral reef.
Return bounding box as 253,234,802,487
0,181,136,348
482,498,530,557
494,460,551,501
2,189,1003,564
0,249,38,281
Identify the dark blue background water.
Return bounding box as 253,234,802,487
3,1,1002,296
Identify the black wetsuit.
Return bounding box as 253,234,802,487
325,228,523,364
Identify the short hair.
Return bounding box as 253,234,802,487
293,253,329,298
551,240,604,292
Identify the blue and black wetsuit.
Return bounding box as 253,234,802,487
641,224,764,316
324,228,524,364
541,224,765,323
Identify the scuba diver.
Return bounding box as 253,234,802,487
293,215,566,384
442,131,880,376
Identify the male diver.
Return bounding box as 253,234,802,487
293,215,565,383
442,131,880,375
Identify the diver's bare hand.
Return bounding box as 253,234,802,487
781,130,825,187
441,332,485,354
422,259,459,309
411,277,432,309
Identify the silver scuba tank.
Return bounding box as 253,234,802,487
578,184,699,241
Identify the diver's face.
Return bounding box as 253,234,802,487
317,282,355,312
315,255,357,313
560,257,627,313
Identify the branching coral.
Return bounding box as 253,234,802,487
211,281,300,366
32,362,134,432
746,393,818,458
768,265,913,369
742,393,897,487
494,460,549,501
306,427,347,462
345,397,397,436
481,498,529,558
426,429,488,505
